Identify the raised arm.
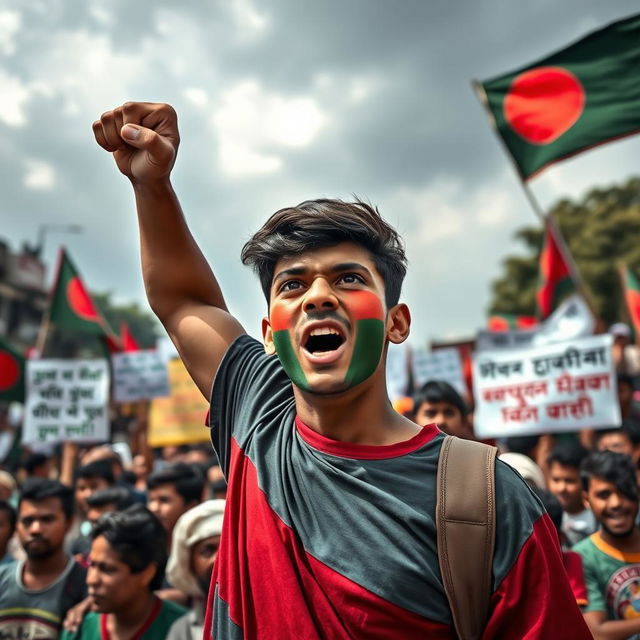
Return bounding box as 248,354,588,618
93,102,245,397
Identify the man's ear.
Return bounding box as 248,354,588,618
262,316,276,355
386,303,411,344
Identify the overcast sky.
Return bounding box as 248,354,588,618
2,0,638,349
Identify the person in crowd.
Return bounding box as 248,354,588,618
412,380,474,439
594,428,635,458
165,500,225,640
574,451,640,636
610,323,640,377
0,478,87,640
0,500,16,564
22,452,52,480
0,470,16,503
61,505,185,640
93,100,589,639
131,454,151,493
618,372,640,431
534,488,588,608
85,487,136,528
547,442,597,546
147,463,204,548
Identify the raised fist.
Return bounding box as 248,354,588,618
92,102,180,183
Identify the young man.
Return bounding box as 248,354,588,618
93,101,590,639
61,505,185,640
574,451,640,637
166,500,225,640
0,479,87,640
412,380,474,440
84,487,136,528
146,463,205,546
547,442,597,546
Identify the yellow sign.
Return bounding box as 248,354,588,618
148,358,210,446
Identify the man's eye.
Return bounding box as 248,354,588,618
281,281,303,292
338,273,364,285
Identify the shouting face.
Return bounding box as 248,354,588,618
264,243,389,394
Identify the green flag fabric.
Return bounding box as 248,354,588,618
0,335,25,403
622,265,640,337
49,249,110,335
476,14,640,180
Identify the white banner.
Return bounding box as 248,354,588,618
112,351,170,403
477,295,594,352
473,334,619,438
23,359,110,445
412,347,466,395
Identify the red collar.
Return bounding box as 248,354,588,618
100,596,162,640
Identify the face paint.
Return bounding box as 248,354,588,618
270,303,310,390
342,290,385,387
268,289,385,391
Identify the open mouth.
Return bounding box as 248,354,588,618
303,326,345,357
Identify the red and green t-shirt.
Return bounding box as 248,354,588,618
204,335,590,639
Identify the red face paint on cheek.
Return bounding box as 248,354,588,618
343,290,385,321
269,303,294,332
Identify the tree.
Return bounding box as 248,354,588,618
489,176,640,327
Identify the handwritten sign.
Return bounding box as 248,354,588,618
112,351,170,403
23,359,109,445
473,334,619,438
412,347,466,395
148,358,210,447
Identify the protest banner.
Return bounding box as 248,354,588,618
23,359,109,445
411,347,466,395
477,295,594,352
148,358,210,447
473,334,618,438
386,342,410,401
112,351,170,403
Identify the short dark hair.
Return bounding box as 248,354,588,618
74,460,114,485
617,373,635,390
413,380,467,416
547,441,589,470
532,488,563,532
22,452,49,475
581,451,638,502
593,428,632,448
0,500,16,534
504,435,540,456
92,505,167,591
240,199,408,308
146,463,204,503
86,487,136,511
19,478,75,520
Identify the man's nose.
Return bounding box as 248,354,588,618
608,492,622,509
29,520,42,534
303,278,337,312
87,566,99,587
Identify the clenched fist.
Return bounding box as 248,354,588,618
92,102,180,183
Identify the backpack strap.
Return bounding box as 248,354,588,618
436,435,497,640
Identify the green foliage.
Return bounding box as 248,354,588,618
489,176,640,326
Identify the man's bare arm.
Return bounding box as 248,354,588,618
584,610,640,639
93,102,245,397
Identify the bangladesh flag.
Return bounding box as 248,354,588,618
475,14,640,180
49,249,111,335
622,265,640,335
487,314,537,332
536,222,577,320
0,335,25,403
121,323,141,352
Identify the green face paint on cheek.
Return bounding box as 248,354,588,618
343,291,386,388
270,304,310,390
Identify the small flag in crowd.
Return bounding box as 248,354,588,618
49,249,113,336
121,323,141,352
622,265,640,336
475,14,640,179
487,314,538,332
0,335,25,403
536,222,577,320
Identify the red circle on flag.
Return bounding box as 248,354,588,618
504,66,585,145
0,351,19,391
67,277,100,321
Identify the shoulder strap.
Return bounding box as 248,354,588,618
436,435,497,640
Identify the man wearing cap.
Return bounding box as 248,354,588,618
165,500,225,640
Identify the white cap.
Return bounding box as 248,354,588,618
499,452,546,489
